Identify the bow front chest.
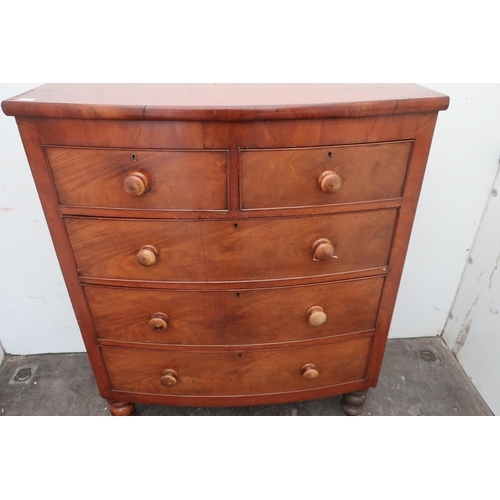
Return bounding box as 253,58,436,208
2,84,449,415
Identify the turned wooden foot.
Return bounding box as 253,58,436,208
107,400,136,416
341,390,369,416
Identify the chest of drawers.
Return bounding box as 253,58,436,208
2,84,449,416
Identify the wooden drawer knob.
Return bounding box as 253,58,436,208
149,313,169,332
319,170,342,194
312,238,335,261
160,369,178,387
123,171,150,197
306,306,327,326
136,245,158,266
301,363,319,380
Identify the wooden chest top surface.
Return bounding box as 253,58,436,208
2,83,449,121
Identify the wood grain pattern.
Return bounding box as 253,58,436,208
366,112,442,386
106,379,373,408
34,115,420,151
13,118,114,396
59,198,403,220
46,147,229,211
65,210,398,282
84,277,384,345
101,336,372,397
240,141,412,209
2,84,448,414
80,268,388,290
2,84,449,121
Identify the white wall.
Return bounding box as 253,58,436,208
390,84,500,338
443,166,500,415
0,84,84,355
1,83,499,354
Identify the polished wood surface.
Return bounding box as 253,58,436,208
240,141,412,210
101,336,371,397
306,306,328,327
65,210,397,282
149,313,169,332
160,369,178,388
107,400,136,417
2,84,449,121
84,277,384,345
46,147,228,211
312,238,336,262
123,171,150,197
301,363,320,380
2,84,448,415
136,245,158,267
11,118,114,396
366,113,441,388
319,170,343,195
35,114,421,150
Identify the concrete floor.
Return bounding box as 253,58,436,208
0,337,492,416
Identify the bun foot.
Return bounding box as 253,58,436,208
107,400,136,416
341,390,369,416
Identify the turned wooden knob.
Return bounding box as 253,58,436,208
149,313,169,332
123,171,150,197
312,238,335,261
136,245,158,266
160,369,178,387
319,170,342,194
301,363,319,380
306,306,327,326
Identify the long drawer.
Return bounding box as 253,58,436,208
66,209,397,282
85,277,384,346
101,336,372,397
45,147,229,211
240,141,412,209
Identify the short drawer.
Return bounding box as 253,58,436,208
45,147,229,211
101,336,372,397
240,141,412,209
65,209,397,282
85,277,384,345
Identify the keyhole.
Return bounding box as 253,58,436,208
236,293,241,298
234,224,239,230
131,154,137,161
327,152,332,159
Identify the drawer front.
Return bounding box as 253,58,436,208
240,141,412,209
45,147,229,211
66,210,397,282
85,277,384,345
101,336,372,397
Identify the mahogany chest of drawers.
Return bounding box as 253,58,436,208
2,84,449,416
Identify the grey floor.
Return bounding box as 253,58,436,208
0,337,492,416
